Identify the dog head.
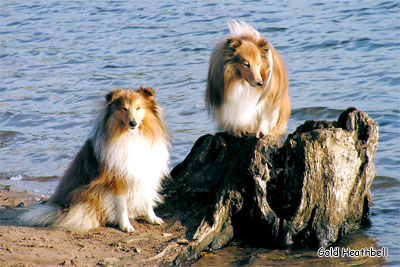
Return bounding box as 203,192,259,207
105,87,156,135
224,37,272,88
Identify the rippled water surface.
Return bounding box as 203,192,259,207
1,0,399,265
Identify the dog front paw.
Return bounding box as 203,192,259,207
120,222,135,233
144,215,164,225
151,216,164,225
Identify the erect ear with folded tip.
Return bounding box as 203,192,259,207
225,37,242,53
106,88,123,104
258,39,270,58
139,86,155,97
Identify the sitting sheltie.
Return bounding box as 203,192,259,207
20,87,170,232
205,20,290,140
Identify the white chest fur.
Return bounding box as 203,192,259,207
99,132,169,215
216,81,280,135
101,132,169,184
217,81,262,132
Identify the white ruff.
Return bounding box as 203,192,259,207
97,130,169,217
217,81,280,134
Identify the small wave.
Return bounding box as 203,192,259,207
372,176,400,190
10,174,23,181
0,172,60,182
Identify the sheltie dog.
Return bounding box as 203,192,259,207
205,20,290,141
20,87,170,232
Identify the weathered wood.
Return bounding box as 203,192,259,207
158,107,378,265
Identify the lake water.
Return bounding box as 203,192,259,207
1,0,399,265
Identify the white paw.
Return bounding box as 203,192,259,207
144,215,164,225
152,216,164,225
120,222,135,233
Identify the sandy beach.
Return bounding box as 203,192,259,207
0,184,190,266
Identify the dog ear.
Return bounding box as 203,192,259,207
139,86,155,97
225,37,242,52
106,88,123,104
258,39,270,58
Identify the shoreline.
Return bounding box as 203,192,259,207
0,184,388,266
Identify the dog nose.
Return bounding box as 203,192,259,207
129,120,137,129
257,81,263,86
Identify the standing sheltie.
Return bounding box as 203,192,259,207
205,20,290,140
20,87,170,232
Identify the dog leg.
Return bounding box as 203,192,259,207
115,195,135,232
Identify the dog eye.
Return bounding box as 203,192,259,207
243,62,250,67
121,107,128,111
136,107,141,110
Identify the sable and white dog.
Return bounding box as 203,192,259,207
20,87,170,232
205,20,290,140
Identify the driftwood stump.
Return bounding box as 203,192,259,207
157,107,378,265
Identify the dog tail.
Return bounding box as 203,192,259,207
228,19,261,40
19,204,58,227
20,203,100,231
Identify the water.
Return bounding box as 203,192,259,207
1,0,399,265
